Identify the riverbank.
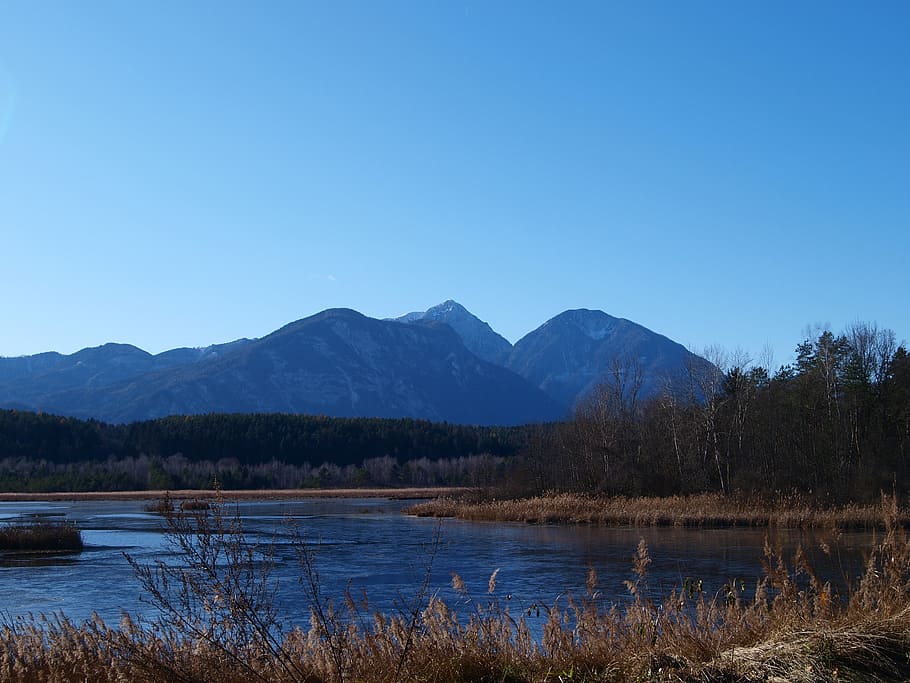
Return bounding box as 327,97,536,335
0,487,465,502
407,491,909,529
3,505,909,682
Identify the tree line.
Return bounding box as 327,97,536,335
3,321,908,501
514,322,910,503
0,453,509,492
0,412,526,491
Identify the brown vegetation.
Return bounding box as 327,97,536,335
0,521,83,551
406,492,909,529
2,497,910,681
179,498,211,511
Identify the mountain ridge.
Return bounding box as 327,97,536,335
1,301,709,424
0,307,563,426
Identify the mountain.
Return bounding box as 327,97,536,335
0,339,252,408
0,304,710,425
0,310,562,426
392,300,512,364
506,309,708,408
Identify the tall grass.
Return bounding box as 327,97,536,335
0,521,83,551
407,491,908,529
3,496,910,681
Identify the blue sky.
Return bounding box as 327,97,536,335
1,1,908,368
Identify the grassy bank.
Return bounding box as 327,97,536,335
0,522,83,551
406,492,909,529
3,498,910,681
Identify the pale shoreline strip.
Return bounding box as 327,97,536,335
0,487,464,502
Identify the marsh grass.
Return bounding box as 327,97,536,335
144,493,211,514
406,491,907,529
4,496,910,681
179,498,211,511
142,498,173,514
0,521,83,552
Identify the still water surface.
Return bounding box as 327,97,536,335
0,498,874,626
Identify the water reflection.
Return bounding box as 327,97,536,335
0,554,81,568
0,498,874,626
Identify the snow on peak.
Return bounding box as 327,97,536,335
395,311,427,323
427,300,466,317
578,316,617,341
392,300,512,363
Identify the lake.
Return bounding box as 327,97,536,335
0,497,874,627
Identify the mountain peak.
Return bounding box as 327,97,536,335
392,301,512,364
434,299,466,312
509,308,703,407
547,309,621,340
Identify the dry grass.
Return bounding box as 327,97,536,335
0,521,83,551
144,496,212,514
3,497,910,681
406,492,906,529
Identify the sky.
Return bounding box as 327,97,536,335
1,1,908,369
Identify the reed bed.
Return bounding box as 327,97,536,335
3,498,910,681
406,492,905,529
144,497,211,514
0,521,83,551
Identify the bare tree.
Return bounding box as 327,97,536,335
687,346,729,495
124,492,307,682
723,349,755,477
570,354,644,493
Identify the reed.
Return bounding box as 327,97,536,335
3,497,910,681
142,498,174,514
0,521,83,551
406,491,906,529
144,494,210,515
179,498,210,511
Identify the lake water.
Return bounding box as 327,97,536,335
0,497,875,627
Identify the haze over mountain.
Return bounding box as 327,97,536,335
0,302,710,424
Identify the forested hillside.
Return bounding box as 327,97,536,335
517,322,910,502
0,411,530,491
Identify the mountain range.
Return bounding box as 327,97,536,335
0,301,709,425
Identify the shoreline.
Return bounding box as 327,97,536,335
406,491,909,529
0,487,466,502
3,500,909,681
